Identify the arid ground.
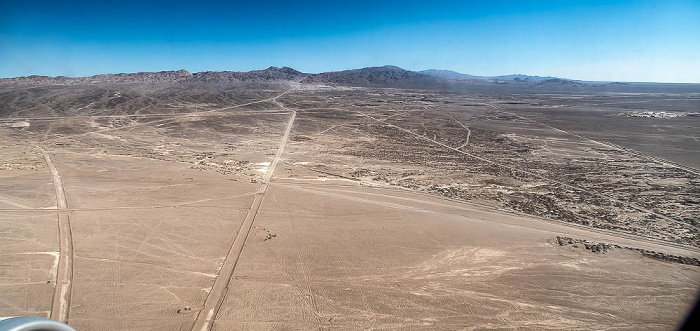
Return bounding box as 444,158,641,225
1,77,698,330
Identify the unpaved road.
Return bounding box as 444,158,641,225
192,107,296,331
40,148,74,323
451,116,472,149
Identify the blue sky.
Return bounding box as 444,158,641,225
1,0,699,82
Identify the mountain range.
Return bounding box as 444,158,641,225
0,65,635,88
419,69,559,82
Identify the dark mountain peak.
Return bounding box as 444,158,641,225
375,65,403,70
260,66,302,75
189,67,306,83
304,65,442,87
248,66,306,79
278,66,304,75
189,71,237,83
360,65,412,73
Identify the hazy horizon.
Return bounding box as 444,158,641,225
5,65,700,85
1,0,699,83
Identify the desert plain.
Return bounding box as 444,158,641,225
0,67,699,330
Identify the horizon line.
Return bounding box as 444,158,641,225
2,65,699,85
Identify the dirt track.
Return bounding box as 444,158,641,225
193,105,296,331
40,148,73,323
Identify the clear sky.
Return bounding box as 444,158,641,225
1,0,699,82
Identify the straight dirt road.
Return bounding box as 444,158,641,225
40,148,74,323
192,107,296,331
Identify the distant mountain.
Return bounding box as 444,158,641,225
0,66,594,88
490,74,559,82
303,65,442,87
0,70,193,85
0,67,306,85
0,75,74,85
420,69,485,81
420,70,563,82
534,78,587,86
91,69,193,83
191,67,306,83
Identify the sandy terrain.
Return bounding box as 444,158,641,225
0,149,58,318
0,81,698,330
214,182,699,330
56,152,260,330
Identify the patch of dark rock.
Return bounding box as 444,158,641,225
555,236,699,266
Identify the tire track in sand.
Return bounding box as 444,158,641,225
192,102,296,331
40,148,74,323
